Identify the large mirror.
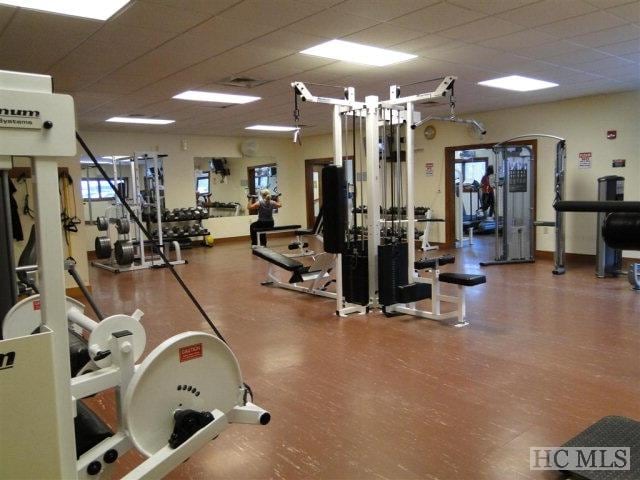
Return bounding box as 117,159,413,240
193,157,278,217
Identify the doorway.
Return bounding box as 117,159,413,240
444,141,537,254
305,158,332,228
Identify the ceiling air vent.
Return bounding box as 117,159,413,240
216,76,269,88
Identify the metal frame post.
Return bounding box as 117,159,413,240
32,157,77,477
332,105,344,314
406,101,415,283
365,96,380,306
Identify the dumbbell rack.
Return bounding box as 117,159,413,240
149,207,212,249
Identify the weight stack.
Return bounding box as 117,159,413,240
378,242,408,306
322,165,347,254
341,248,369,306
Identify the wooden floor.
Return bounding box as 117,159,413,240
87,235,640,479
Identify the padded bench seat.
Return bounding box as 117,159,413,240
254,224,301,233
414,254,456,270
252,246,304,271
439,272,486,287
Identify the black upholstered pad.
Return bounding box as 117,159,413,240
439,272,486,286
252,247,304,272
561,416,640,480
68,329,90,377
75,400,113,458
254,224,301,232
414,254,456,270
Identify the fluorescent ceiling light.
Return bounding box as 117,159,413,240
478,75,558,92
106,117,174,125
0,0,130,20
246,125,298,132
300,39,417,66
173,90,261,104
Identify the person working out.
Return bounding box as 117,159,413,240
481,165,495,218
248,189,282,247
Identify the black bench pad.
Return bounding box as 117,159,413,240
69,329,90,377
75,400,113,458
294,228,314,235
414,254,456,270
439,272,486,286
252,246,304,272
255,224,301,232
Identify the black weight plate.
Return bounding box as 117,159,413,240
95,236,112,259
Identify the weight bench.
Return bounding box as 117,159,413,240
252,246,336,299
254,225,303,255
387,254,487,326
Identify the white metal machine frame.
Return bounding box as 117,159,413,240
92,152,185,273
0,70,267,479
292,76,477,323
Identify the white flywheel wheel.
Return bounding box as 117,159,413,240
123,332,244,456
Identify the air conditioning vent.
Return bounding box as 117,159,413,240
217,76,269,88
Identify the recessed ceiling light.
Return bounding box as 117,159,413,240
246,125,298,132
0,0,130,20
106,117,174,125
173,90,261,104
300,39,417,66
478,75,558,92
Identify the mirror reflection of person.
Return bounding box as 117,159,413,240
248,189,282,247
481,165,495,218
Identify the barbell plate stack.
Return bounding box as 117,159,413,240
96,216,109,231
115,240,135,266
95,236,112,259
116,217,130,234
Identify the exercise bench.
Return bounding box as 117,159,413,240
386,254,486,326
252,246,336,299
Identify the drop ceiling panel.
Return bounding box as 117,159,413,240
240,54,335,82
447,0,541,15
479,29,560,51
344,23,425,47
547,48,612,65
497,0,599,27
87,21,179,50
0,5,14,31
515,41,585,59
331,0,439,21
537,11,628,38
219,0,327,28
390,34,454,53
570,24,640,47
606,1,640,22
439,17,526,42
390,2,486,33
141,0,242,15
110,1,213,33
598,38,640,55
286,10,380,38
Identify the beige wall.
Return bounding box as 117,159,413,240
297,90,640,258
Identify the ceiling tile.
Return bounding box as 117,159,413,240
140,0,242,15
439,16,526,42
480,29,559,51
606,1,640,23
86,22,177,50
597,37,640,54
573,56,636,73
286,10,379,38
390,2,486,33
584,0,638,8
220,0,326,28
621,51,640,61
497,0,598,27
515,41,584,59
239,54,335,81
569,24,640,47
72,92,121,114
389,34,453,53
344,23,425,47
330,0,438,21
110,1,213,33
447,0,540,14
0,4,15,32
88,72,154,95
536,11,627,38
547,47,612,65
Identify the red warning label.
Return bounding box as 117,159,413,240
179,343,202,362
33,299,41,311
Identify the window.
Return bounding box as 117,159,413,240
196,175,210,194
81,178,127,200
